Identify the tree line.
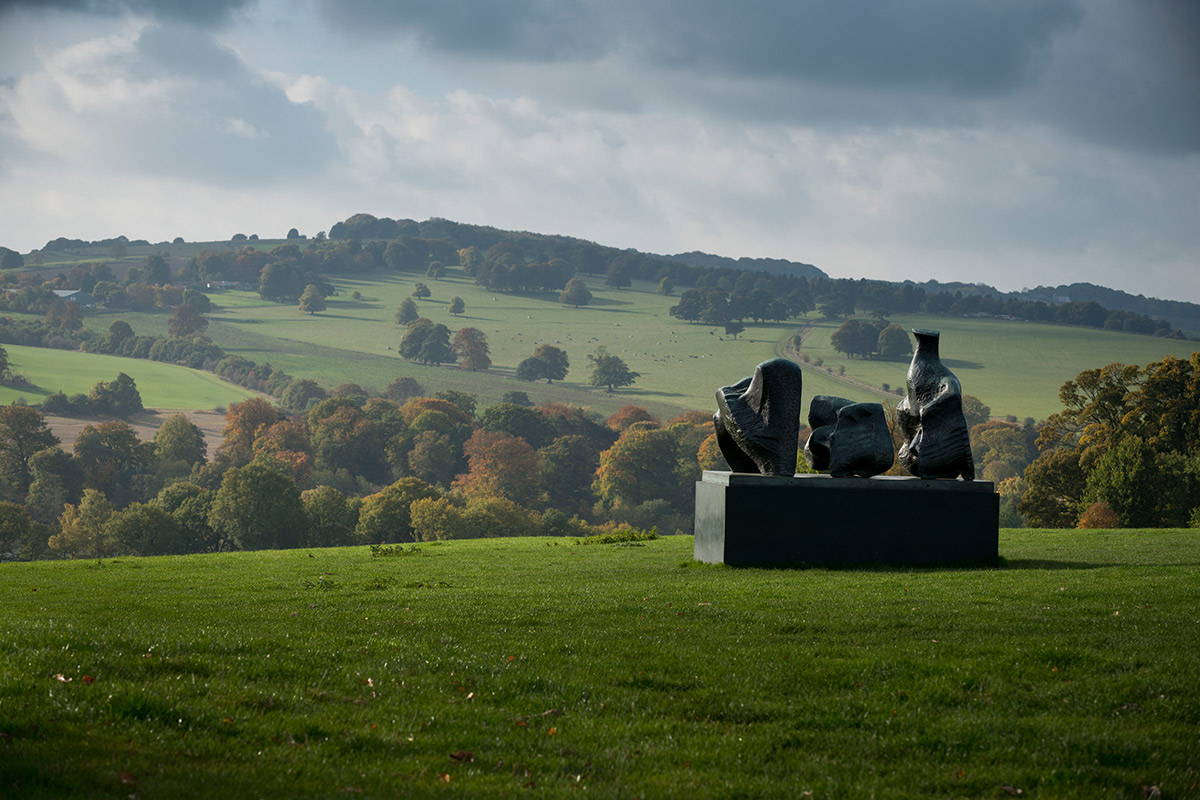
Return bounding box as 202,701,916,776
0,389,738,561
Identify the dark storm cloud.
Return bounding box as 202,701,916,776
320,0,1082,96
0,0,251,26
318,0,1200,153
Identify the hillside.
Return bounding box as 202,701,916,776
2,532,1197,798
0,344,255,409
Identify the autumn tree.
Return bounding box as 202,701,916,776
587,347,639,392
396,298,420,325
607,405,658,432
453,429,541,506
216,398,284,467
208,460,305,550
594,425,697,516
298,283,327,314
560,277,592,308
0,405,58,500
449,296,465,315
306,398,389,484
48,489,116,558
452,327,492,371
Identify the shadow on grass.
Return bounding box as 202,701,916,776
1004,558,1200,570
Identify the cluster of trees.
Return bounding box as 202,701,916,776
0,391,728,561
0,259,214,316
41,373,144,419
669,284,814,326
829,319,913,359
1010,354,1200,528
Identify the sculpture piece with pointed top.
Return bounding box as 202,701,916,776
896,329,975,480
713,358,803,476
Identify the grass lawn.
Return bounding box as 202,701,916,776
2,531,1197,798
0,344,256,409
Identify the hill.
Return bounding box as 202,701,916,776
665,250,827,280
2,532,1197,798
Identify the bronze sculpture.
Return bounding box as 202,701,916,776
713,357,803,475
895,329,975,480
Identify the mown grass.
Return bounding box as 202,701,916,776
2,531,1197,798
0,344,256,408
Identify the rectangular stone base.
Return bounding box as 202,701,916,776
694,471,999,567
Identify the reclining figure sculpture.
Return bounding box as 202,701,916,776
805,395,894,478
713,357,803,475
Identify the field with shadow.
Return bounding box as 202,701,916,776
2,529,1197,798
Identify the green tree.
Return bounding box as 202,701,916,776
105,502,183,556
830,319,877,358
961,395,992,428
1019,449,1085,528
876,324,911,359
144,254,171,285
723,321,745,338
287,227,300,239
301,485,358,547
412,282,431,299
479,403,548,448
516,345,568,383
560,277,592,308
280,379,327,411
452,327,491,371
298,283,327,314
657,276,674,295
168,304,208,337
88,373,143,418
153,414,207,469
587,347,639,392
153,481,217,552
0,344,9,380
396,298,420,325
0,501,38,556
538,434,598,515
306,398,388,484
354,477,440,544
1083,436,1195,527
0,406,58,500
209,460,305,551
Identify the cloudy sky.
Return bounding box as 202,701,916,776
0,0,1197,300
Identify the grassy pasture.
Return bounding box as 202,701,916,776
26,263,1198,420
0,344,255,409
1,531,1197,798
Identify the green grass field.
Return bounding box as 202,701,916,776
0,344,256,409
68,268,1196,420
0,254,1180,420
2,532,1197,798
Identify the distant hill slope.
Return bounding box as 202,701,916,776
665,251,827,280
1015,282,1200,337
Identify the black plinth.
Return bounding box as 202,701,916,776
694,471,999,567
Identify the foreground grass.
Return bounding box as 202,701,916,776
0,344,256,408
2,531,1198,798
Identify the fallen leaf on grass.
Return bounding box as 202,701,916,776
515,721,528,728
221,717,234,724
81,675,96,685
546,727,558,736
53,674,70,683
439,773,452,783
450,750,474,762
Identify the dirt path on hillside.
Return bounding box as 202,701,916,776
776,325,898,401
44,409,226,456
